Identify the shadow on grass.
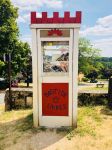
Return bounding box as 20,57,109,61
0,106,106,150
14,113,33,132
100,107,112,116
0,112,67,150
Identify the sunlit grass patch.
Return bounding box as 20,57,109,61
18,83,33,87
0,105,5,113
75,106,102,136
0,105,111,149
66,106,103,140
81,86,108,91
56,107,103,140
0,108,32,123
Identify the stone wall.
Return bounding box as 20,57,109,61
5,88,33,111
5,88,111,111
78,93,108,106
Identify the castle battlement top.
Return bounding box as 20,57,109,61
31,11,82,24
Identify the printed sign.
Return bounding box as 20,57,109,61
42,83,68,116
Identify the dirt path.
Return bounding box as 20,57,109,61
6,114,112,150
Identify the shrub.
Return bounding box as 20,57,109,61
82,77,89,82
78,94,109,106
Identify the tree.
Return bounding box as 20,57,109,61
0,0,19,53
21,55,32,87
86,70,98,82
0,0,31,79
100,68,112,79
78,38,103,75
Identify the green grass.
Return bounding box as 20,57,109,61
0,105,111,149
75,107,102,136
0,107,32,149
14,113,33,132
65,106,103,140
18,83,33,87
0,109,32,123
0,105,4,112
81,86,108,91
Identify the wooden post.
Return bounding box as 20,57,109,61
8,53,12,110
4,53,12,110
108,77,112,108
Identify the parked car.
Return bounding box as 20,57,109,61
90,79,98,83
0,78,9,90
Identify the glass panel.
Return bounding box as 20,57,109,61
42,41,69,74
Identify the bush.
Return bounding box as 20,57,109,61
90,79,98,83
82,77,89,82
78,94,108,106
107,94,112,109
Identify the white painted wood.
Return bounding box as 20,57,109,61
42,77,70,82
72,28,80,127
31,29,39,127
37,29,43,126
31,24,80,29
31,23,81,128
37,29,74,127
42,73,69,77
40,38,70,41
39,116,72,128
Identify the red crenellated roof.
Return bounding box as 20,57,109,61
31,11,82,24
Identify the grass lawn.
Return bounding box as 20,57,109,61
0,105,112,150
18,83,33,87
79,86,108,91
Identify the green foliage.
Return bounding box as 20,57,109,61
79,38,103,75
98,57,112,70
0,0,31,78
78,94,109,106
11,41,31,77
0,60,5,73
0,0,19,53
86,70,98,82
82,77,89,82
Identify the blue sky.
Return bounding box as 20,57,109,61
11,0,112,57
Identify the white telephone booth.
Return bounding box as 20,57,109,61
30,11,82,128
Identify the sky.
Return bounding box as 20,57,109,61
11,0,112,57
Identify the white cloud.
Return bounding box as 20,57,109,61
20,35,31,47
17,16,26,23
97,15,112,27
17,13,42,24
12,0,63,24
80,15,112,36
93,38,112,46
92,38,112,57
11,0,63,11
17,14,29,23
43,0,63,9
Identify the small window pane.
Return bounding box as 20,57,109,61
42,41,69,74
